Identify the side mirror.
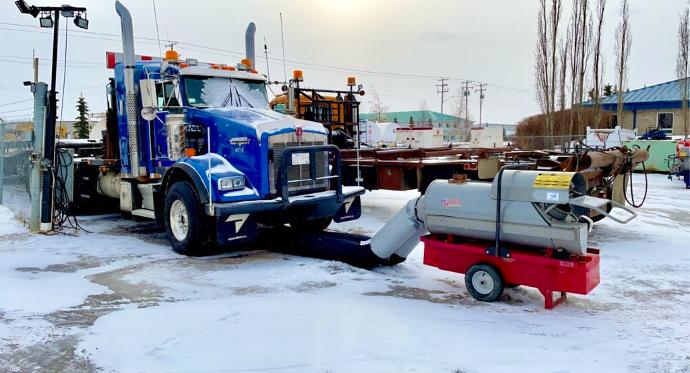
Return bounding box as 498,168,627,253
141,107,157,121
139,78,158,121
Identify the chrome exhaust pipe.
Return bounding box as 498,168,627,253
115,0,140,177
245,22,256,69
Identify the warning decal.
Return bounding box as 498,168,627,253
533,173,572,189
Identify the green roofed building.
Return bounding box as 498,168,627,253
360,110,473,142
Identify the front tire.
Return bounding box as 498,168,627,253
164,182,211,255
465,264,504,302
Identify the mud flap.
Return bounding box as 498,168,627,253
333,196,361,223
216,213,258,245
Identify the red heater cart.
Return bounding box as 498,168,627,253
422,234,600,309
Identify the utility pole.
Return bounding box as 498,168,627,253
462,81,471,139
475,83,486,127
436,77,449,114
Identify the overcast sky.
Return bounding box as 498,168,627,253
0,0,686,125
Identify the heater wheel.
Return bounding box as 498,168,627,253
465,264,504,302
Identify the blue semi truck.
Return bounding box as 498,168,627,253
75,1,364,255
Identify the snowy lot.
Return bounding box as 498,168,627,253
0,174,688,372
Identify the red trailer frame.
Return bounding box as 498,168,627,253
422,234,600,309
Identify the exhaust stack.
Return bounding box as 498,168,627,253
245,22,256,69
115,0,141,177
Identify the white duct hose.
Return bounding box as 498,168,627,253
370,197,427,259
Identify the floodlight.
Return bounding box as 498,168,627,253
15,0,40,17
74,13,88,29
15,0,30,13
39,14,54,28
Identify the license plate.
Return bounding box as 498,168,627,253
291,152,310,165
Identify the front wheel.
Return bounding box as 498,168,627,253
465,264,504,302
164,182,212,255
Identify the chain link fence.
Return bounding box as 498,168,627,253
511,135,586,152
1,118,34,225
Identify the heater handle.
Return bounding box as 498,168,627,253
569,196,637,224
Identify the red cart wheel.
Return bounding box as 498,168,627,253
465,264,504,302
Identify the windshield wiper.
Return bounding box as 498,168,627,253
234,85,254,108
221,83,233,107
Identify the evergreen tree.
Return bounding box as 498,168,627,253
74,95,90,138
603,84,614,97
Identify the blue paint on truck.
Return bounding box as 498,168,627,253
107,47,363,251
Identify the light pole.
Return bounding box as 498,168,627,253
15,1,88,230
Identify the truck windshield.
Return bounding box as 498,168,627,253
184,76,269,109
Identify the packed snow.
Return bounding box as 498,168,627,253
0,174,688,372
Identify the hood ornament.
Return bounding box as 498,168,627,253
295,126,303,143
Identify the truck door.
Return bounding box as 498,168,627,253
150,80,182,161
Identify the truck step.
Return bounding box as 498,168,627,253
131,209,155,220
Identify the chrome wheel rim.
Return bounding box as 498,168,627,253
471,270,495,295
170,200,189,241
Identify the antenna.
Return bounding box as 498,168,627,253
280,12,287,83
263,36,271,81
152,0,162,57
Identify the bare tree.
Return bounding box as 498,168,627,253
535,0,553,147
418,99,430,126
568,0,582,137
558,34,569,146
452,87,472,139
614,0,631,128
576,0,592,131
678,6,690,137
549,0,563,128
591,0,606,128
534,0,562,148
368,87,388,123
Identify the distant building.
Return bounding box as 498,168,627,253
479,123,517,139
583,78,688,135
361,110,473,142
56,112,105,139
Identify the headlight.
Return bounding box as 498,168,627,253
218,176,245,191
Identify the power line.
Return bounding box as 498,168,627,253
0,58,101,69
0,55,100,65
0,107,34,114
0,98,33,107
0,21,533,93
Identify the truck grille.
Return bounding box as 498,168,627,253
268,134,329,195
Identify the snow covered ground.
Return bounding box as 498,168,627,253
0,174,688,372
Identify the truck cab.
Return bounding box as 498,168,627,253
100,2,363,254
